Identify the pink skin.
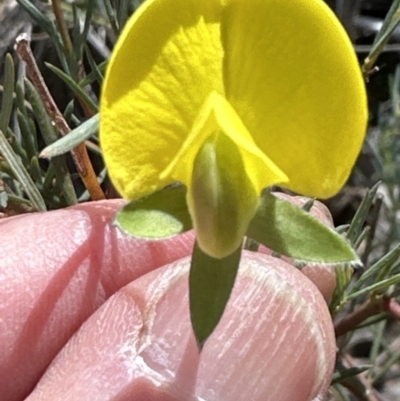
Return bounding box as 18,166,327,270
0,199,336,401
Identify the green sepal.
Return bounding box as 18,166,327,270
189,241,242,350
113,184,192,239
247,191,360,265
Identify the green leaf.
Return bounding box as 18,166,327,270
40,114,99,158
16,0,55,38
331,365,372,385
332,360,371,399
113,184,192,239
0,54,15,135
25,79,77,206
44,63,98,113
346,272,400,301
0,129,46,211
329,265,354,315
349,242,400,294
83,45,104,86
189,242,242,350
0,191,8,208
346,181,380,245
363,0,400,77
78,61,107,87
247,192,360,265
16,1,69,74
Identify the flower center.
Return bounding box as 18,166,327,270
161,91,288,257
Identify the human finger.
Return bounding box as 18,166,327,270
0,200,195,401
26,251,336,401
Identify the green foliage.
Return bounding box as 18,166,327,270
40,114,99,158
112,184,362,350
0,0,120,212
114,184,192,238
248,191,359,264
189,242,242,349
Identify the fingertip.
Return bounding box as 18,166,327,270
0,200,194,401
27,252,335,401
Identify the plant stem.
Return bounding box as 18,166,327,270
334,295,400,337
51,0,96,119
15,33,105,201
341,354,384,401
51,0,73,55
362,2,400,80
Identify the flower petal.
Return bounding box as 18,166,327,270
222,0,367,198
100,0,224,199
162,91,288,193
162,92,288,258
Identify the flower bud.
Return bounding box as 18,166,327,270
188,133,259,258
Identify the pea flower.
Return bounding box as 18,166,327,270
100,0,367,258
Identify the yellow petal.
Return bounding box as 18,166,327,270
162,92,287,258
222,0,367,198
162,91,288,193
100,0,224,200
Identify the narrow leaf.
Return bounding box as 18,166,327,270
80,61,108,87
247,192,360,264
103,0,120,36
0,129,46,211
0,54,15,135
16,0,54,36
84,45,104,86
346,272,400,301
44,63,98,113
113,184,192,239
40,114,99,158
355,313,388,329
25,79,77,205
346,182,380,245
29,156,43,183
349,242,400,294
330,265,354,314
17,110,37,160
363,1,400,76
371,0,400,46
331,365,372,385
189,241,242,350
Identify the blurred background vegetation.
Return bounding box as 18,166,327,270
2,0,400,400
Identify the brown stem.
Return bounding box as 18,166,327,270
334,296,390,338
15,33,105,201
341,354,385,401
51,0,73,55
51,0,96,119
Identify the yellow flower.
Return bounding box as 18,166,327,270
100,0,367,258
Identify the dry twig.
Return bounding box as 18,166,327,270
15,33,105,201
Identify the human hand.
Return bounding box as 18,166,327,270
0,199,336,401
